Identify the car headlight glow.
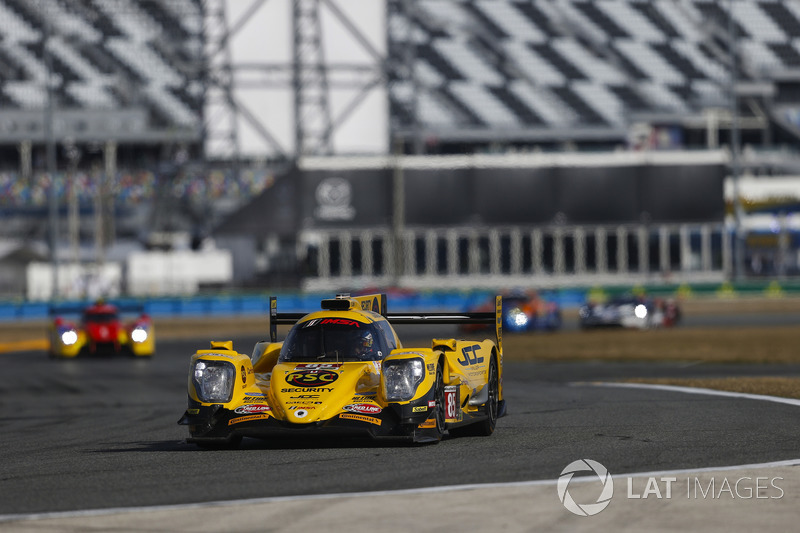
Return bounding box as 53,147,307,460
60,329,78,345
192,360,235,403
131,326,148,343
634,304,648,319
382,358,424,401
511,308,528,327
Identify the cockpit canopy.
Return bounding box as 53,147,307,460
279,318,391,363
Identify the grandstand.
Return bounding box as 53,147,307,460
388,0,800,153
2,1,800,296
0,0,204,169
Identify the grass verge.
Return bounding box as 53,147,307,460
502,326,800,364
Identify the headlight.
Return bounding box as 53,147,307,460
61,330,78,345
131,326,148,343
382,358,424,401
634,304,648,319
192,360,235,403
510,308,528,327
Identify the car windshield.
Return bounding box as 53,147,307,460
279,319,387,363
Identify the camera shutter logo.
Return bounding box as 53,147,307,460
315,177,355,221
557,459,614,516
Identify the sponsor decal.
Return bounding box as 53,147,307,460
282,387,334,393
457,344,484,366
344,403,382,415
241,365,246,385
340,413,382,426
286,401,323,405
417,419,436,428
427,363,435,372
428,400,436,408
359,297,380,312
412,406,428,413
444,385,460,420
289,405,316,410
290,394,320,399
187,409,199,415
294,363,343,370
286,370,339,387
234,404,271,414
243,393,267,404
228,414,270,425
319,318,360,327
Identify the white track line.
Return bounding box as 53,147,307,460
585,381,800,407
4,382,800,524
3,458,800,524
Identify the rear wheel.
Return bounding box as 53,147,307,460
434,364,446,438
456,356,498,437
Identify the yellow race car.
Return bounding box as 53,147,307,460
178,293,505,447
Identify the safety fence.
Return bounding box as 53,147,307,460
299,222,729,292
2,278,800,323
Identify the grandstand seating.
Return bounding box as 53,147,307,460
388,0,800,146
0,0,202,130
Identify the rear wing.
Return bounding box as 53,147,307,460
269,294,503,355
386,295,503,356
49,300,146,318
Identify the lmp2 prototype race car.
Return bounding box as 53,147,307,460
48,300,155,358
178,293,505,447
578,295,681,330
462,290,561,334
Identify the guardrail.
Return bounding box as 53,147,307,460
3,280,800,322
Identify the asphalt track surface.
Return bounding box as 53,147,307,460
2,327,800,520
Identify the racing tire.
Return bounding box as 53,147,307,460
433,364,446,440
455,356,499,437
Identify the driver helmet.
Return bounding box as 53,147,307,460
358,332,375,359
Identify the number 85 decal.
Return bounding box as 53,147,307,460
457,344,484,366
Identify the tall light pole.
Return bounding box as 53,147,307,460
43,7,60,299
729,0,745,281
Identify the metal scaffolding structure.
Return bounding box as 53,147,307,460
203,0,386,160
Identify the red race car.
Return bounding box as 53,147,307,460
48,300,155,358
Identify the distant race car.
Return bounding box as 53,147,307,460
48,300,155,358
179,293,505,447
578,295,681,330
463,291,561,334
